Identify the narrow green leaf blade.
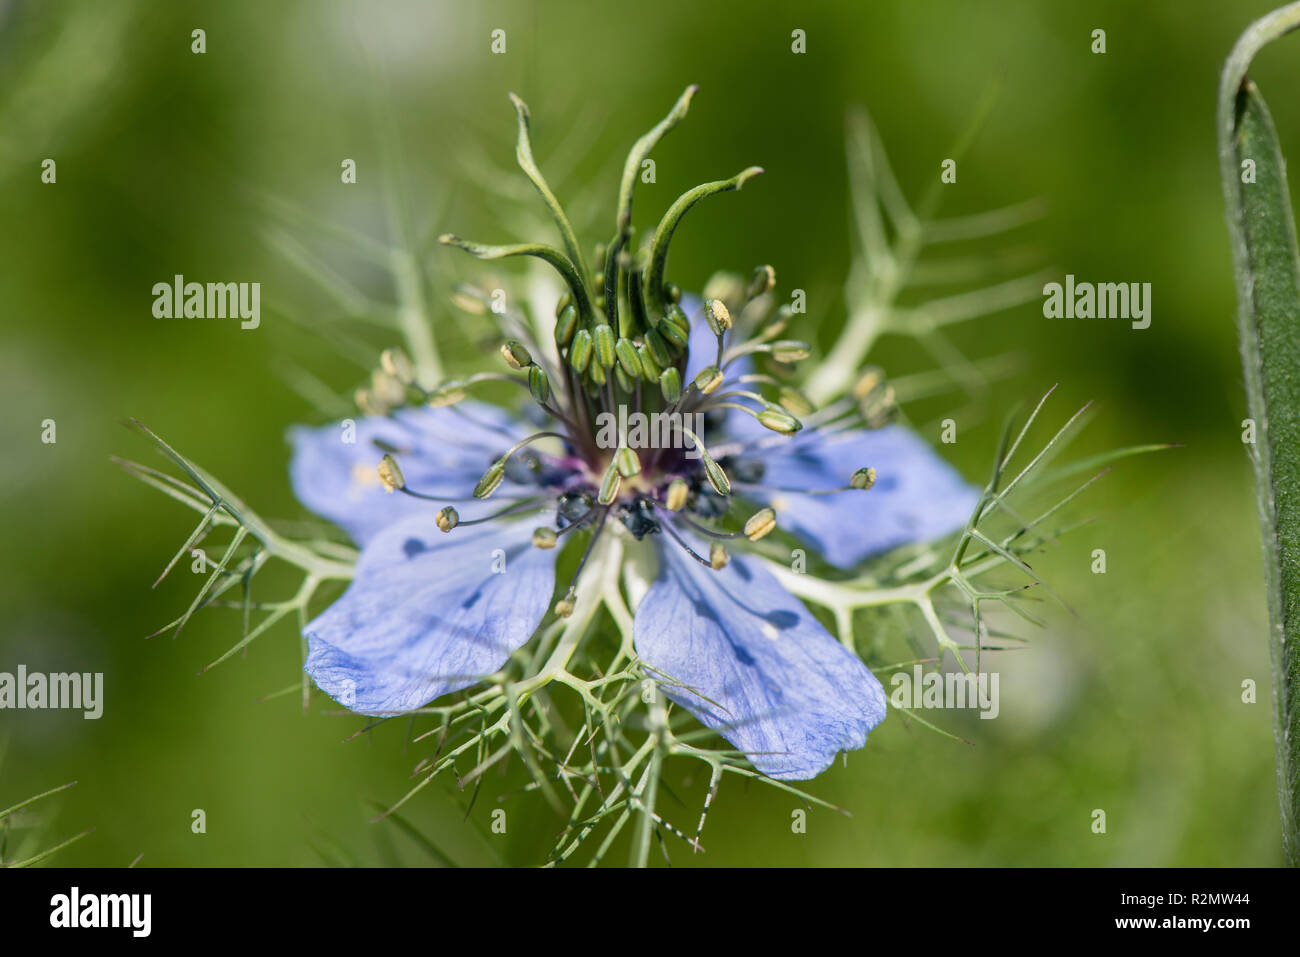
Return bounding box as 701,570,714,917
1218,2,1300,865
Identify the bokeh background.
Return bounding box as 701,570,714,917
0,0,1292,865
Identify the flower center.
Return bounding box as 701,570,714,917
363,87,884,617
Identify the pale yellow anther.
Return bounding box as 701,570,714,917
709,542,729,570
744,508,777,541
377,454,405,493
665,478,689,512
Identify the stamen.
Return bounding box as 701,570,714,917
693,366,724,394
678,427,731,496
396,483,531,505
852,366,885,400
731,476,870,497
859,383,897,429
643,326,672,367
850,467,877,490
659,368,682,403
569,329,594,373
436,506,458,532
473,461,506,499
500,340,533,371
427,384,468,407
657,515,720,569
555,591,576,619
450,283,490,316
707,388,768,405
652,502,743,541
528,366,550,404
770,340,811,363
614,446,641,478
747,264,776,300
664,478,689,511
533,527,557,549
379,354,414,392
555,303,578,347
725,377,815,417
721,338,811,369
657,304,690,349
660,302,691,351
472,431,567,499
377,454,405,493
756,405,803,434
636,344,662,382
709,542,729,570
371,370,406,408
597,459,622,505
706,401,802,435
592,323,617,370
614,338,641,379
778,386,814,417
743,507,777,541
704,299,732,334
452,499,548,528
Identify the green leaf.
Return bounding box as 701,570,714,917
1218,0,1300,866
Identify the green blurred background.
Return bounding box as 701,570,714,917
0,0,1291,865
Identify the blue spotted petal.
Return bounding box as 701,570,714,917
287,401,532,546
633,538,886,779
738,424,978,568
303,515,557,715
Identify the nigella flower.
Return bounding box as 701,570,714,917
289,88,977,780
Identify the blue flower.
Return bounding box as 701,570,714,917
289,88,978,780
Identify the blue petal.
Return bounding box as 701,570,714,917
287,401,532,546
633,538,885,779
740,424,978,568
303,515,557,714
